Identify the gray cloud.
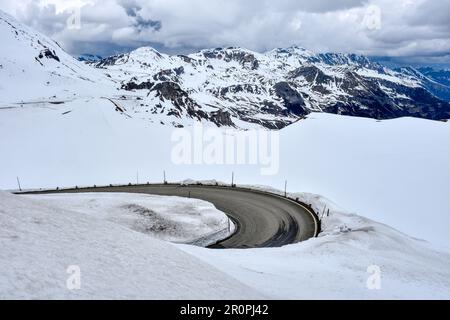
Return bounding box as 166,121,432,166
407,0,450,31
263,0,369,13
1,0,449,65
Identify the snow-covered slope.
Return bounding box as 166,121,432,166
0,191,260,299
181,191,450,299
0,10,113,104
3,188,449,299
1,97,450,246
26,192,234,246
90,45,450,128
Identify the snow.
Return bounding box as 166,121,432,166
2,7,450,299
24,193,235,246
1,100,449,246
0,191,260,299
1,101,450,299
3,187,449,299
0,11,114,104
180,190,450,299
356,68,420,87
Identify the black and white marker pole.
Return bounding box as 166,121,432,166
16,176,22,191
284,180,287,197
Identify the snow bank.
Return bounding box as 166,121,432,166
2,186,449,299
0,191,261,299
25,193,234,246
180,190,450,299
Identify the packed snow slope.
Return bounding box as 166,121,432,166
25,193,234,246
181,191,450,299
2,190,449,299
0,191,261,299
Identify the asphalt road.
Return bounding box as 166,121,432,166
25,184,319,249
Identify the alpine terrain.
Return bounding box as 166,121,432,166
1,9,449,130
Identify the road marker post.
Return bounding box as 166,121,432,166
16,176,22,191
284,180,287,197
321,206,327,220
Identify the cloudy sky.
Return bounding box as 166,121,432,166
1,0,450,64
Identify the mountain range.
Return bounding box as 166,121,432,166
1,9,449,129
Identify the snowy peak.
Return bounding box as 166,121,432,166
265,46,314,61
0,10,64,69
0,10,112,103
190,47,262,70
78,54,103,62
312,52,375,67
130,46,168,61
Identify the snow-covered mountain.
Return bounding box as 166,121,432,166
411,67,450,102
0,10,113,104
90,46,450,128
1,9,449,129
77,54,103,63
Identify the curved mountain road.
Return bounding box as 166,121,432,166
23,184,320,249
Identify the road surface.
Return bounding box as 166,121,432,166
23,184,320,249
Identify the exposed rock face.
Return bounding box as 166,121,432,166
38,48,60,62
208,110,234,127
122,79,154,91
273,82,308,116
151,82,187,101
149,82,207,121
94,54,127,67
202,47,260,70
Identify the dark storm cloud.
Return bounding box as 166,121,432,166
133,16,161,32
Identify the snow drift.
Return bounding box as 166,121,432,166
0,191,260,299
